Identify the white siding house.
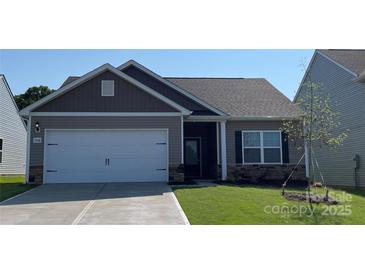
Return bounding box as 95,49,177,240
0,75,27,175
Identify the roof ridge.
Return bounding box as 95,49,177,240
164,77,266,80
319,49,365,51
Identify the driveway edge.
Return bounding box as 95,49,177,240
170,190,190,225
0,186,38,205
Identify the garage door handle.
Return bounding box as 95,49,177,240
47,170,58,172
156,168,166,171
156,143,166,145
105,158,110,165
107,158,110,165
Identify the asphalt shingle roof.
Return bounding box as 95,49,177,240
59,71,298,117
318,49,365,75
60,76,80,88
165,77,297,117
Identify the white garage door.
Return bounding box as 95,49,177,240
44,129,168,183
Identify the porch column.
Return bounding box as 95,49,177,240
25,115,31,183
220,120,227,180
181,115,184,164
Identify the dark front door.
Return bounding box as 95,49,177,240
184,138,201,178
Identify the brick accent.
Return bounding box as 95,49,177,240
29,165,43,184
227,164,306,182
169,164,185,182
29,165,185,184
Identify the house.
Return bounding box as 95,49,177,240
0,75,27,176
19,60,304,184
295,50,365,187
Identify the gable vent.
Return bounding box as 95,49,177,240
101,80,114,96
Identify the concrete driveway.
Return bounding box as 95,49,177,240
0,182,189,225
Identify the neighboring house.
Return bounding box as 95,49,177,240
0,75,27,176
295,50,365,187
19,60,304,184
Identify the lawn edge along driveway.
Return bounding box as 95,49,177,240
0,176,37,203
172,184,365,225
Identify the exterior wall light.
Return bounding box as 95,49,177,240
35,121,40,133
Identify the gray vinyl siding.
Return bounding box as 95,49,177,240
35,71,177,112
296,53,365,187
29,116,181,167
226,121,303,164
0,76,27,175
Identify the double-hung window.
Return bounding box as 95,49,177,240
242,131,282,164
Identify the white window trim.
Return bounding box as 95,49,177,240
101,80,114,96
241,130,282,165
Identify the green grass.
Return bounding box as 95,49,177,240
0,176,36,202
0,176,25,183
173,184,365,224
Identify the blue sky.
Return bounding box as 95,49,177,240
0,49,313,100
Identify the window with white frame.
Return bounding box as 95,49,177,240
101,80,114,96
242,131,282,164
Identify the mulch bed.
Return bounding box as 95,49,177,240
215,179,308,188
283,191,338,205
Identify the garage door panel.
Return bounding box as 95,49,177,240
44,130,168,183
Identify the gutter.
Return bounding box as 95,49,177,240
185,115,298,122
228,116,298,121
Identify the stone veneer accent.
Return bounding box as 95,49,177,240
227,164,306,182
30,165,185,184
29,165,185,184
169,164,185,182
29,165,43,184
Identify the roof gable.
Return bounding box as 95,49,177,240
294,49,365,102
57,60,297,118
317,49,365,76
34,70,179,113
19,64,191,116
118,60,226,116
60,76,80,88
0,75,26,129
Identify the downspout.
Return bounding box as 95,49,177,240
353,154,360,187
24,115,31,183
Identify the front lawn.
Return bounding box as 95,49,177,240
0,176,25,184
173,184,365,224
0,176,36,202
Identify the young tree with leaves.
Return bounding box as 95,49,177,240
281,80,348,202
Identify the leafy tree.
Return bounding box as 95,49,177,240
281,79,348,201
281,77,347,204
14,86,54,110
282,81,347,151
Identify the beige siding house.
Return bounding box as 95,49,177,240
295,50,365,187
20,60,305,184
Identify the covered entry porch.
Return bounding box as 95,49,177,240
183,120,227,180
